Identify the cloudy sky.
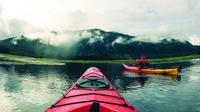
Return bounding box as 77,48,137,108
0,0,200,44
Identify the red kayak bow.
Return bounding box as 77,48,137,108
44,67,138,112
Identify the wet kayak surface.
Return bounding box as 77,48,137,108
0,59,199,112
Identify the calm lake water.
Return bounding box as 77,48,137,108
0,59,200,112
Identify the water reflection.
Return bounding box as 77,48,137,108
0,65,70,112
4,65,21,93
0,59,199,112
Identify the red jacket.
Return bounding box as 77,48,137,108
134,56,150,67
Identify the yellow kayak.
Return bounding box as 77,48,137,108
122,64,178,77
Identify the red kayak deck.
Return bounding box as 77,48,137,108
44,67,138,112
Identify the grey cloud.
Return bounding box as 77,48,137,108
8,19,41,37
0,18,42,39
0,3,41,39
1,0,200,44
0,4,10,38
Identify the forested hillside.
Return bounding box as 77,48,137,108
0,29,199,60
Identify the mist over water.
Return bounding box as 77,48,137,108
0,59,199,112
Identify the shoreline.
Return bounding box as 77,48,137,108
0,53,199,65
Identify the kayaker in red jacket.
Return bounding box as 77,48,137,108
134,56,150,69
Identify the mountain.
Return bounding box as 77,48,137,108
0,29,199,60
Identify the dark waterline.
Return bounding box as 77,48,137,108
0,59,199,112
